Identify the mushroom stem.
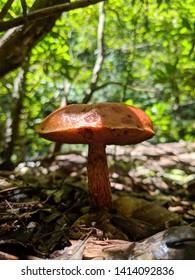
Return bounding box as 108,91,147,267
87,143,113,209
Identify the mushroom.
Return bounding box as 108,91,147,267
36,102,155,209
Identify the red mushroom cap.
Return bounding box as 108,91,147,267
36,102,155,145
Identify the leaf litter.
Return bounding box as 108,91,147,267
0,142,195,259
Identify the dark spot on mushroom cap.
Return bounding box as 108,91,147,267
123,130,128,135
85,128,93,135
112,106,123,113
78,128,94,140
121,116,136,124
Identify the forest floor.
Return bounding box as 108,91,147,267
0,141,195,260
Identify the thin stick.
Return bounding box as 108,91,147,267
0,0,104,32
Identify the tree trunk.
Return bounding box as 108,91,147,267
82,2,105,104
0,57,29,169
0,0,69,77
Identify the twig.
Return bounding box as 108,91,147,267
95,81,159,94
4,199,27,229
0,0,15,20
20,0,27,18
0,0,104,32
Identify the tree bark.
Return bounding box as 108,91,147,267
0,0,68,77
0,0,104,77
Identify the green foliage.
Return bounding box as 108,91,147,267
0,0,194,163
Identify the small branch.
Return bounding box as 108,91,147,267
48,79,71,158
62,79,71,107
0,0,15,20
4,199,27,229
82,1,105,104
20,0,27,18
94,81,159,94
0,0,104,32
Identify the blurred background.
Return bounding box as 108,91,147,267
0,0,194,169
